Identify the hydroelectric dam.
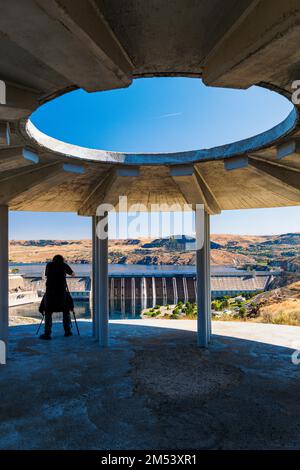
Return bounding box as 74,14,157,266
16,265,281,310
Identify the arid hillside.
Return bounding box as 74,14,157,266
9,237,255,266
250,278,300,326
9,232,300,267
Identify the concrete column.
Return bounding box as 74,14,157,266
196,210,211,347
0,205,8,356
206,214,212,341
95,213,109,347
91,216,98,338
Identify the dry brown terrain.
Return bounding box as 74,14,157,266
9,240,92,264
9,237,255,266
9,232,300,267
211,234,266,247
251,280,300,326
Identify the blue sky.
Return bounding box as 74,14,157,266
10,77,299,239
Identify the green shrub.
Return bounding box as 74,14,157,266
238,307,246,318
185,310,197,319
170,313,179,319
143,310,153,316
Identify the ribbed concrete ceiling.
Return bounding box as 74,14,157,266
95,0,253,77
0,0,299,215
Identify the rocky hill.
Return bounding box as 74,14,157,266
249,277,300,325
8,232,300,267
9,237,255,266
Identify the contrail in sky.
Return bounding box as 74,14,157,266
157,112,182,119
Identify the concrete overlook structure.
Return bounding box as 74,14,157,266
1,1,300,355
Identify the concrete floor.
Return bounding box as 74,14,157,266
0,319,300,450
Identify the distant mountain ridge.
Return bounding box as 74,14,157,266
8,233,300,267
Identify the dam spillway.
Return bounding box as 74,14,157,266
17,264,280,308
105,271,274,305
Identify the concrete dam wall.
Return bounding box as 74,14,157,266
23,269,279,307
107,272,274,306
109,276,195,306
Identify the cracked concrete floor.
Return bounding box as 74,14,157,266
0,319,299,450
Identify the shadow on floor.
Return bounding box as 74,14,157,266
1,320,299,450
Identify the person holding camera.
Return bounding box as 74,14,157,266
39,254,75,340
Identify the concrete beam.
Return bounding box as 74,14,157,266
0,1,132,92
277,140,300,160
78,170,117,216
105,168,140,210
0,122,10,146
0,105,33,121
0,161,83,204
0,160,54,184
248,157,300,202
0,147,39,172
200,0,260,60
115,167,140,177
203,0,300,88
170,165,220,214
194,167,221,215
0,81,39,120
224,156,249,171
225,152,300,195
78,167,140,215
22,148,39,164
0,163,62,204
62,163,85,174
246,157,300,207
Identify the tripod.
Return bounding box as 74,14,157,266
36,310,80,336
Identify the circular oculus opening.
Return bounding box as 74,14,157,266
27,78,297,166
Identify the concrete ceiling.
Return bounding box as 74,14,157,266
0,0,300,215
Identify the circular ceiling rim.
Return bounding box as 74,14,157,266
25,86,298,167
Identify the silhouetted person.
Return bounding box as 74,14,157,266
39,254,75,340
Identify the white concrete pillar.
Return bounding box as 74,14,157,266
172,277,178,304
196,210,211,347
0,205,8,357
151,276,156,308
91,216,98,338
131,277,136,316
110,277,115,311
206,214,212,341
95,213,109,347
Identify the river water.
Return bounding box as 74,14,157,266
9,263,243,321
9,298,151,321
10,263,241,277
